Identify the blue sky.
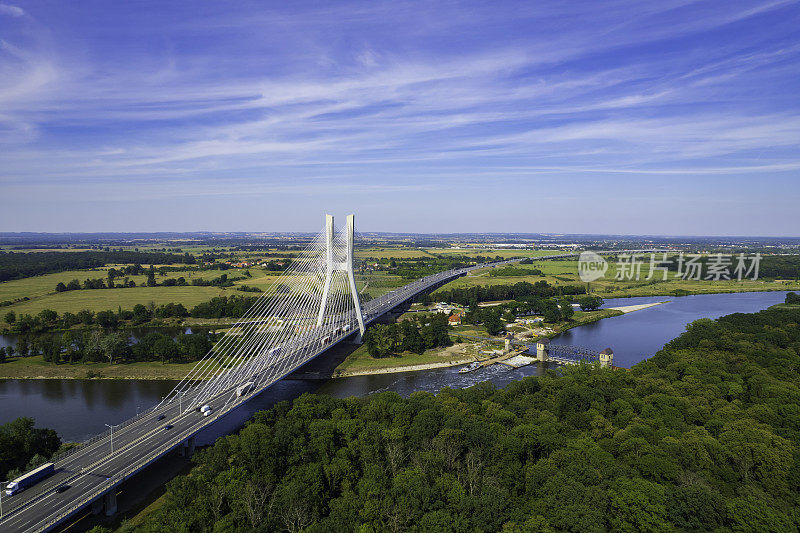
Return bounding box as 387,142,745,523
0,0,799,235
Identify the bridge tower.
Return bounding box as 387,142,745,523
315,214,366,341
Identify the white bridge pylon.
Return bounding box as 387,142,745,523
316,214,366,341
160,214,368,411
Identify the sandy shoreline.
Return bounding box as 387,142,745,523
606,301,667,313
332,357,476,378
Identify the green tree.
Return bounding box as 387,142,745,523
55,282,67,292
0,417,60,481
559,301,574,321
153,336,179,363
577,295,603,311
37,309,58,323
4,310,15,324
484,310,504,335
542,302,561,323
100,332,128,364
77,309,94,325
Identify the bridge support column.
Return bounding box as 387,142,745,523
187,435,196,457
104,490,117,516
91,497,104,515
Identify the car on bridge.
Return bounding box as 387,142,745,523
164,424,174,430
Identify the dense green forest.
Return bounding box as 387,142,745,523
3,295,261,335
0,418,61,482
120,307,800,532
363,313,453,357
433,280,586,306
488,266,544,277
1,330,215,365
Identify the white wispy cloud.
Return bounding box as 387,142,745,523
0,3,23,17
0,0,798,231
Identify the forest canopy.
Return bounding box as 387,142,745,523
119,307,800,532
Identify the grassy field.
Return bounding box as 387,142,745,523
4,286,230,315
332,342,478,375
769,303,800,310
436,257,800,298
425,248,558,258
355,247,435,259
0,267,246,303
0,355,212,380
0,269,117,302
354,247,560,260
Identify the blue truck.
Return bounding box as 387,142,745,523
5,463,55,495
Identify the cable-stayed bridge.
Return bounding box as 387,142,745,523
0,215,515,532
0,215,663,532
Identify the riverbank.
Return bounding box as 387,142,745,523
331,343,479,377
0,355,205,380
329,308,629,377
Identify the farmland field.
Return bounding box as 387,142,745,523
4,286,230,315
435,257,800,297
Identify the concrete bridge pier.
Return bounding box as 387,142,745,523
104,490,117,516
181,435,197,457
91,498,104,515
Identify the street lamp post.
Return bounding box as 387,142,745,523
105,423,120,455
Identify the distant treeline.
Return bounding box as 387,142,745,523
389,256,490,280
0,250,196,282
3,329,215,365
633,253,800,280
488,266,544,277
432,280,586,305
3,295,261,334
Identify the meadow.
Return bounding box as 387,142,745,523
4,286,228,315
0,354,210,380
434,257,800,298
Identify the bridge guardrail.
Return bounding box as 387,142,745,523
49,404,159,464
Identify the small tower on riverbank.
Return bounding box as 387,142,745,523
536,338,550,362
599,347,614,368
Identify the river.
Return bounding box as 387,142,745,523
0,290,790,442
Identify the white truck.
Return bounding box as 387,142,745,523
5,463,55,496
236,381,254,397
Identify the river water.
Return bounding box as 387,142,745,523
0,291,790,441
